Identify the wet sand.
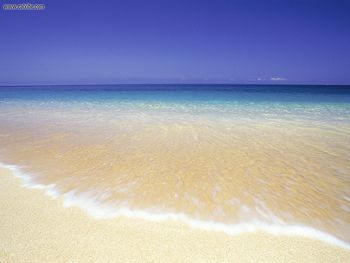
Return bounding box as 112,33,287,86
1,107,349,242
1,166,349,263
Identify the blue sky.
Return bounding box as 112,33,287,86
1,0,350,85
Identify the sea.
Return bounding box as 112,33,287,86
0,84,349,247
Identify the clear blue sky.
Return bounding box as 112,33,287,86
1,0,350,85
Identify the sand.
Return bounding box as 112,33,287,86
0,167,349,262
1,98,350,243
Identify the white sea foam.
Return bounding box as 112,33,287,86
1,162,349,250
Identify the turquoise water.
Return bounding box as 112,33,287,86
1,84,350,103
1,85,350,125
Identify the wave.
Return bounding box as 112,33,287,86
1,162,349,250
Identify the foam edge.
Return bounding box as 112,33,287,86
1,162,349,250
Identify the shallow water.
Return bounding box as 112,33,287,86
0,85,349,244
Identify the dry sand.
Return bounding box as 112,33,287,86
0,166,349,263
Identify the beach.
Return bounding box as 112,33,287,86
2,0,350,260
0,85,350,262
1,166,349,262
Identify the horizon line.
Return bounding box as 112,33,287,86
1,83,350,88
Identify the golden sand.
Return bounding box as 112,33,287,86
0,107,349,242
0,166,349,263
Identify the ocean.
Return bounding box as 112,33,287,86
0,84,349,247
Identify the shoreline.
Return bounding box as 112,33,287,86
1,162,349,250
1,164,349,262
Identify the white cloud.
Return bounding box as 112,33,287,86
270,77,287,81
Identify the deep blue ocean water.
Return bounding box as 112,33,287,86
1,85,350,104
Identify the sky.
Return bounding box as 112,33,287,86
1,0,350,85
